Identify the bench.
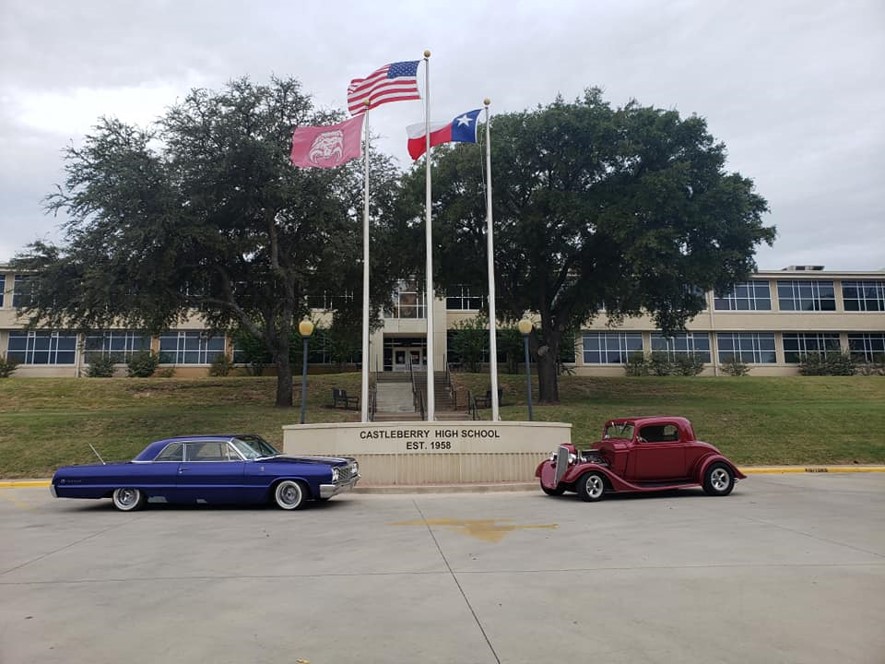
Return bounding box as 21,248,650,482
474,388,503,409
331,387,359,410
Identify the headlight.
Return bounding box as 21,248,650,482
569,453,577,465
352,461,359,476
331,467,339,483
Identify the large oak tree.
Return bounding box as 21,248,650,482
15,77,405,406
402,90,776,402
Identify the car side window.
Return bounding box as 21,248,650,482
155,443,183,462
223,443,243,461
185,442,227,462
638,425,680,443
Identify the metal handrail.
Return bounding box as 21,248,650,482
466,390,480,420
408,356,425,420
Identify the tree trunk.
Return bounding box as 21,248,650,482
274,348,294,408
537,352,560,403
536,325,561,403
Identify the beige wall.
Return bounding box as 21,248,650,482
283,420,571,485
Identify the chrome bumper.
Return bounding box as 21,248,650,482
319,474,360,499
50,483,57,498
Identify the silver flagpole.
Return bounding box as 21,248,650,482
484,100,500,421
360,104,371,422
423,49,435,422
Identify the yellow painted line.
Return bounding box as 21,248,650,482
0,480,51,488
742,466,885,474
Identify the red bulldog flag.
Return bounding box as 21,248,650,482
290,115,365,168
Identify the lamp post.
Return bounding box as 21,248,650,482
517,318,534,421
298,319,315,424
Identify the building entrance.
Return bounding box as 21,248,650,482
384,337,426,372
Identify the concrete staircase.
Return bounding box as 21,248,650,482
372,371,465,421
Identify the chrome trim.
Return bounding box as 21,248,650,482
554,445,570,485
319,474,360,499
50,483,57,498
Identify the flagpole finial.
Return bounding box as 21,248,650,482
423,49,431,58
484,98,491,107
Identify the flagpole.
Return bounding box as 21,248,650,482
423,49,435,422
360,103,371,422
483,100,500,421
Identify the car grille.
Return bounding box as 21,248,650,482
338,464,357,483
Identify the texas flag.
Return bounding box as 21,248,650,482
406,109,482,160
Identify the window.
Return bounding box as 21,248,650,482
0,274,5,307
582,332,643,364
777,280,836,311
155,443,184,462
782,333,841,363
848,333,885,362
159,331,225,364
83,331,151,361
306,291,355,311
717,333,776,364
714,281,772,311
385,281,425,319
7,331,78,365
12,275,33,308
650,333,711,362
184,442,234,462
446,285,484,311
638,424,680,443
842,281,885,312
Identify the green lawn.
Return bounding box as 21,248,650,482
1,374,883,478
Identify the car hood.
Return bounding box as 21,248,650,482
265,455,354,467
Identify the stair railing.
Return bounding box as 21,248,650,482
409,356,425,420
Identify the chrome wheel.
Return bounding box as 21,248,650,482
577,472,606,502
703,462,735,496
112,488,146,512
273,480,306,510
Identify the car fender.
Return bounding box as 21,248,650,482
695,455,746,483
562,463,635,492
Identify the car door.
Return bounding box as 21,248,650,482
176,441,246,504
630,423,687,482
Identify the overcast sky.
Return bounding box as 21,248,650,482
1,0,883,270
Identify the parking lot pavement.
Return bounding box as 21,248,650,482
1,474,884,664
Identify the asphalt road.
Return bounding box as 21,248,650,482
1,474,884,664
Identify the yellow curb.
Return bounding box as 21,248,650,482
742,466,885,474
0,480,51,488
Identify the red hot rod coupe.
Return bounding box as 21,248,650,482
536,416,745,502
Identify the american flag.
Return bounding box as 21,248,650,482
347,60,421,115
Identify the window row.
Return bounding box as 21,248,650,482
581,332,885,365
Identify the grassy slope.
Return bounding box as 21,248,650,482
0,374,883,477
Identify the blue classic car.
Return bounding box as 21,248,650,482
51,434,359,511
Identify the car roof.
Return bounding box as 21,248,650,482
606,416,692,427
133,434,266,461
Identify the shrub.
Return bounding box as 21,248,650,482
799,351,855,376
673,353,706,376
624,352,705,377
208,353,234,377
624,354,649,376
721,356,750,376
0,353,20,378
649,351,676,376
127,350,160,377
85,353,118,378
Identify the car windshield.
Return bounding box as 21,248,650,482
230,435,281,460
603,423,634,440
